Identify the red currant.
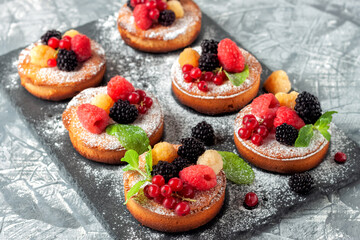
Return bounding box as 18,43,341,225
62,35,72,42
198,81,209,92
149,8,160,20
135,89,147,100
182,64,193,73
59,39,71,50
213,76,224,85
238,127,251,140
152,175,165,187
183,72,193,83
47,37,59,49
127,92,141,104
156,0,167,11
178,184,195,198
160,184,172,197
216,70,227,80
255,125,269,138
146,0,157,9
202,72,214,81
242,114,256,125
245,118,259,130
138,105,148,114
143,96,153,108
147,184,160,198
244,192,258,208
168,177,183,192
334,152,347,163
144,185,152,199
175,202,190,216
153,195,164,204
162,196,177,209
251,134,263,146
190,67,202,79
47,58,57,67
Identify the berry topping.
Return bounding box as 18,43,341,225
295,91,322,124
275,123,298,146
63,29,80,38
251,93,280,119
178,48,200,68
273,106,305,130
62,35,72,42
198,81,209,92
143,96,153,108
255,125,269,138
289,172,314,195
251,134,262,146
109,100,138,124
197,150,223,175
166,0,184,18
59,39,71,50
156,0,167,11
135,89,146,100
244,192,258,209
154,195,164,204
152,161,177,182
202,72,214,82
145,0,157,9
175,202,190,216
178,137,205,163
172,157,193,175
133,4,153,30
263,70,291,94
201,39,219,54
182,64,193,73
183,72,193,83
107,76,135,101
152,175,165,187
144,185,152,199
137,105,148,114
243,114,256,125
238,127,251,140
71,34,92,62
275,91,299,110
147,184,161,198
334,152,347,164
178,184,195,198
47,37,59,49
162,196,177,209
57,49,78,71
190,67,202,79
152,142,178,165
47,58,57,67
149,8,160,20
158,10,176,26
191,121,215,146
77,103,110,134
179,165,217,191
217,38,245,73
91,93,115,114
245,118,259,130
30,45,57,68
199,53,220,72
212,75,224,85
40,30,61,45
168,177,183,192
160,184,172,197
127,92,141,104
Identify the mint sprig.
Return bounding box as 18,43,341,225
223,65,249,86
295,111,337,147
122,146,153,204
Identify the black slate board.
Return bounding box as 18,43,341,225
1,13,360,240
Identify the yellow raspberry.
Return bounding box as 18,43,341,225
275,91,299,110
63,29,80,38
167,1,184,18
178,48,200,68
197,150,223,175
30,45,57,67
152,142,178,165
263,70,291,94
91,94,115,114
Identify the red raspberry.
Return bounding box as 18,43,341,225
179,165,217,191
107,76,135,101
251,93,280,119
71,34,92,62
77,104,110,134
133,4,153,30
273,106,305,130
217,38,245,73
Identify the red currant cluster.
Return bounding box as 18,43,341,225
238,114,274,146
127,89,153,114
144,175,196,216
182,64,227,92
46,35,72,67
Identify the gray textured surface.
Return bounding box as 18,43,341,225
0,0,359,239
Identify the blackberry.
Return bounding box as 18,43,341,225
201,39,219,54
172,157,193,175
40,30,61,45
177,137,205,163
109,100,138,124
198,53,220,72
289,172,314,195
57,49,78,71
191,121,215,146
158,10,176,26
275,123,298,146
294,91,322,124
151,161,177,181
127,0,134,11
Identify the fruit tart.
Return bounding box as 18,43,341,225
171,38,262,115
117,0,201,53
18,29,106,101
234,91,337,173
62,76,163,164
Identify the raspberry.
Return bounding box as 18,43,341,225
251,93,280,119
275,91,299,110
107,76,135,101
201,39,219,54
274,106,305,130
178,48,200,68
30,45,57,68
263,70,291,94
191,121,215,146
40,30,61,45
158,10,175,26
198,53,219,72
179,165,217,191
217,38,245,73
71,34,92,62
178,137,205,163
275,123,298,146
109,100,138,124
77,104,110,134
91,94,115,114
166,0,184,18
151,161,177,182
57,49,78,71
289,172,314,195
133,4,153,30
63,29,80,38
295,91,322,124
152,142,178,165
172,157,192,175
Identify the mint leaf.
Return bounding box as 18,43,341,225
294,124,314,147
314,111,337,127
224,65,249,86
218,151,255,184
125,180,147,204
121,149,139,168
318,128,331,141
106,124,150,154
145,146,153,177
314,111,337,141
122,164,136,172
